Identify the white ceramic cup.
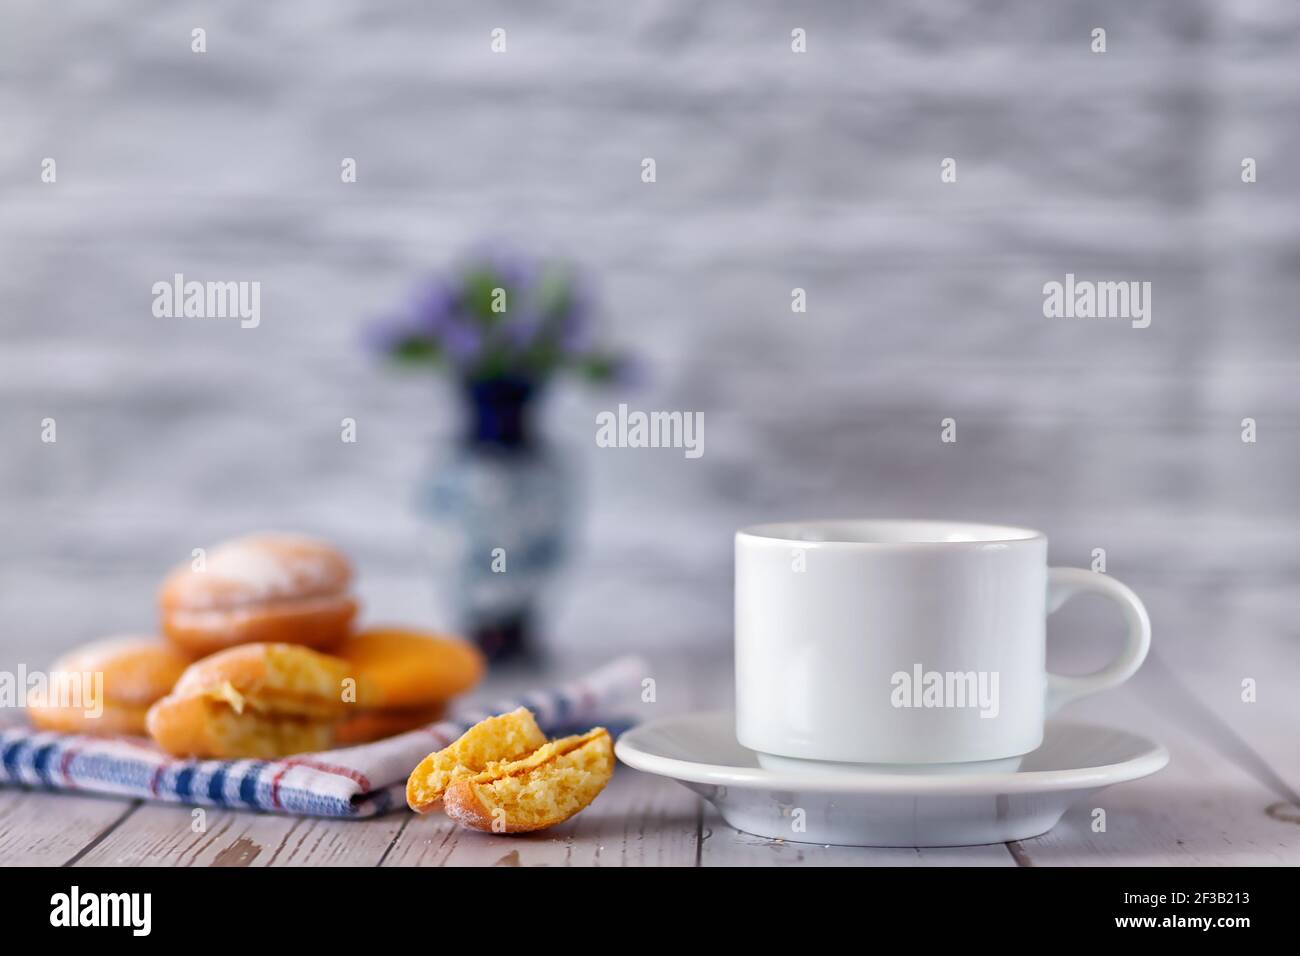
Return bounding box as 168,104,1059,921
735,520,1150,769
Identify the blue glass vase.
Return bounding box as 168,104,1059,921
422,378,571,663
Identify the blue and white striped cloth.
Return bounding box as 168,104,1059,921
0,656,644,818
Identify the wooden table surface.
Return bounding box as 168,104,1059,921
2,580,1297,867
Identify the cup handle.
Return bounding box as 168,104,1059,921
1045,567,1151,715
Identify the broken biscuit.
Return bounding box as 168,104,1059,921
406,706,547,811
406,708,614,833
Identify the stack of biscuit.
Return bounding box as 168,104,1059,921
28,532,485,759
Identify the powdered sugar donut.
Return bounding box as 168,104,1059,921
159,533,358,656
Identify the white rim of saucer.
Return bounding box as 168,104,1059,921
614,712,1170,795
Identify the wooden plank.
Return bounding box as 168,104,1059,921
72,802,403,867
383,765,700,867
1015,658,1300,866
1000,579,1300,865
1147,585,1300,801
7,584,1294,868
0,788,137,866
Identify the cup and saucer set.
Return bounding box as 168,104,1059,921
616,520,1168,847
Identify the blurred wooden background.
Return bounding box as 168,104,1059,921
0,0,1296,672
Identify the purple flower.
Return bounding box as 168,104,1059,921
499,305,541,350
439,320,484,366
410,279,457,336
366,246,629,386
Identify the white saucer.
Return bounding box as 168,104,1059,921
615,712,1168,847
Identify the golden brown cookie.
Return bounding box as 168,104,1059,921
145,642,352,758
334,627,484,710
334,703,447,746
406,707,547,812
26,636,191,737
158,533,358,657
407,708,614,833
443,728,614,834
326,627,483,745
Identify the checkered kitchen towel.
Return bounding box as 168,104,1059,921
0,655,645,818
